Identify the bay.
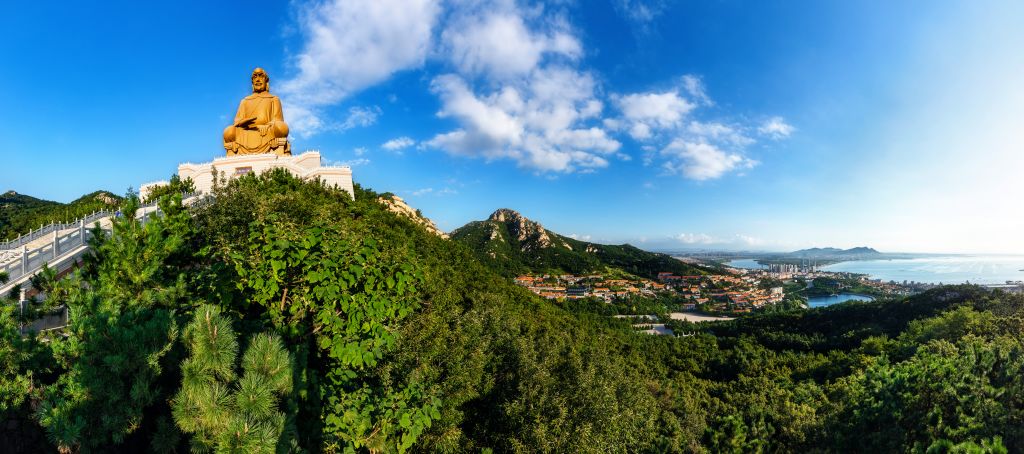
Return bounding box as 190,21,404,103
725,259,763,270
821,255,1024,285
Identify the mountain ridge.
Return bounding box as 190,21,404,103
0,189,122,240
785,246,883,259
452,208,710,278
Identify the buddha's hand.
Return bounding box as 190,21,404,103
236,116,258,128
257,124,270,135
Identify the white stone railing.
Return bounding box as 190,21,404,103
1,192,203,296
0,210,113,251
0,218,106,285
0,192,198,251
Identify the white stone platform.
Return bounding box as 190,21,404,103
141,151,353,199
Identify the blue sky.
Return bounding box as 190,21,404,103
3,1,1023,253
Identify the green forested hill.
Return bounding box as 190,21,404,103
452,208,710,278
0,190,121,240
1,173,1021,452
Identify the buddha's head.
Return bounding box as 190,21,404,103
251,68,269,93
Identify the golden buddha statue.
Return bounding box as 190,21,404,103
223,68,290,156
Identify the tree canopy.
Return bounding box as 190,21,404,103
1,171,1022,452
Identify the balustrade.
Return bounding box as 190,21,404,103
0,210,114,250
0,192,200,293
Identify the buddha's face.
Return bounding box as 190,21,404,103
252,74,268,93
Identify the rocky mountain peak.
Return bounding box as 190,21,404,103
94,192,118,205
488,208,551,248
488,208,523,223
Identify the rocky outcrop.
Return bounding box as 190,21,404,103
488,208,552,250
94,192,119,205
378,195,448,239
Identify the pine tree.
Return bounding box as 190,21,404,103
36,193,193,452
172,304,294,453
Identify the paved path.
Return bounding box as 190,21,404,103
1,202,180,297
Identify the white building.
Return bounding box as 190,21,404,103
141,151,353,200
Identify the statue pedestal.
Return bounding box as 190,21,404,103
141,151,353,200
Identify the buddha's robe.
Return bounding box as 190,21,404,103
223,92,290,155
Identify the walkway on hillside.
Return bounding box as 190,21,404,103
1,195,199,297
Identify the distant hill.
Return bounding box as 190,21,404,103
0,190,122,240
451,208,710,278
786,246,882,259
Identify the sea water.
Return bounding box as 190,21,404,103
821,255,1024,285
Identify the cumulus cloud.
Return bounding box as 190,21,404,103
686,121,752,147
758,116,795,139
609,74,790,180
661,140,757,180
277,0,790,177
421,3,622,172
281,0,441,135
441,7,581,79
382,136,416,151
425,65,620,172
615,90,694,139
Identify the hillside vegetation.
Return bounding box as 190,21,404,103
0,190,122,240
0,172,1021,453
452,208,709,278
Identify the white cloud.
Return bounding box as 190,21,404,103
613,0,672,27
661,140,757,180
758,116,795,139
382,136,416,151
429,75,524,150
616,90,694,131
328,158,371,167
421,3,623,173
276,1,788,177
609,76,786,180
340,106,381,130
353,147,368,156
409,187,457,197
629,122,652,140
425,67,620,172
281,0,441,136
686,121,752,146
568,233,593,241
441,7,581,79
682,74,712,106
